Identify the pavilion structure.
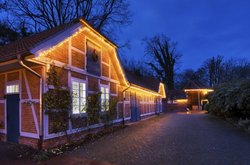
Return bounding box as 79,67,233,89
184,81,213,110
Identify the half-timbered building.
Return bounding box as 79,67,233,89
0,18,166,148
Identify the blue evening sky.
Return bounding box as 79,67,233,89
120,0,250,70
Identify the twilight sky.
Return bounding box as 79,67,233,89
120,0,250,70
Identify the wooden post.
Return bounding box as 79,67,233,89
198,91,200,110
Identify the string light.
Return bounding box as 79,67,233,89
38,27,86,58
35,19,166,98
184,89,214,92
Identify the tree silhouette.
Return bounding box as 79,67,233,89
144,34,182,90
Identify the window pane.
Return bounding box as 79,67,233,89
73,105,79,114
101,94,105,99
73,89,79,97
72,81,87,114
80,92,86,99
80,83,86,90
73,97,79,106
101,87,105,93
79,83,83,89
80,98,86,105
72,82,79,90
105,93,109,99
6,84,19,94
80,98,86,113
80,89,86,98
100,86,110,111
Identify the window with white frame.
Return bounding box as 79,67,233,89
6,84,19,94
72,80,86,114
101,86,109,111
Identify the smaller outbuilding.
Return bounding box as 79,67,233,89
184,81,213,110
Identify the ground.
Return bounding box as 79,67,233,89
2,111,250,165
0,141,35,165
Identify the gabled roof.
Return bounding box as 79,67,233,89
184,80,208,90
0,20,80,62
184,80,213,93
124,69,161,93
0,18,116,62
0,18,165,97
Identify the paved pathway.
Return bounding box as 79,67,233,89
46,111,250,165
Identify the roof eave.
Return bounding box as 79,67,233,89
79,19,118,48
30,22,83,57
130,83,160,96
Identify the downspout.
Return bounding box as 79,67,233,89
17,55,43,149
121,83,131,125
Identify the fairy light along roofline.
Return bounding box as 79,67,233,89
33,23,129,87
130,83,164,97
79,19,117,48
31,19,165,95
184,89,214,92
158,83,166,98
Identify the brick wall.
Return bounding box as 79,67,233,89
46,41,69,64
0,74,5,99
0,103,5,129
72,49,85,69
88,76,99,91
71,31,85,51
19,136,39,149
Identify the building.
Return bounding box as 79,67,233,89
0,18,166,148
184,81,213,110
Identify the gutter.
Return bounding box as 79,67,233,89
17,55,43,149
121,83,131,125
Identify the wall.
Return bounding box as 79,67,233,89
38,27,123,140
0,25,163,148
0,66,44,147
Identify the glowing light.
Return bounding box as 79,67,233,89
184,89,214,92
158,83,166,98
35,19,166,98
203,91,208,95
38,27,86,58
130,86,160,96
175,99,187,103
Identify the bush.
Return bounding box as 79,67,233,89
43,64,72,141
86,92,101,125
208,79,250,118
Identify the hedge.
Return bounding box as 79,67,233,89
207,79,250,118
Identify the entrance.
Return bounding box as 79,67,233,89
6,83,20,143
130,92,140,122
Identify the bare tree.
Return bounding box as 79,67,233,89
3,0,131,38
143,34,182,90
203,55,224,87
0,1,5,10
200,56,250,87
175,68,208,89
222,58,250,82
123,58,154,77
0,19,33,45
0,21,19,45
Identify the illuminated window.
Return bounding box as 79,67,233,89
72,80,86,114
6,84,19,94
101,86,109,111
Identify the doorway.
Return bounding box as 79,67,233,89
6,83,20,143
